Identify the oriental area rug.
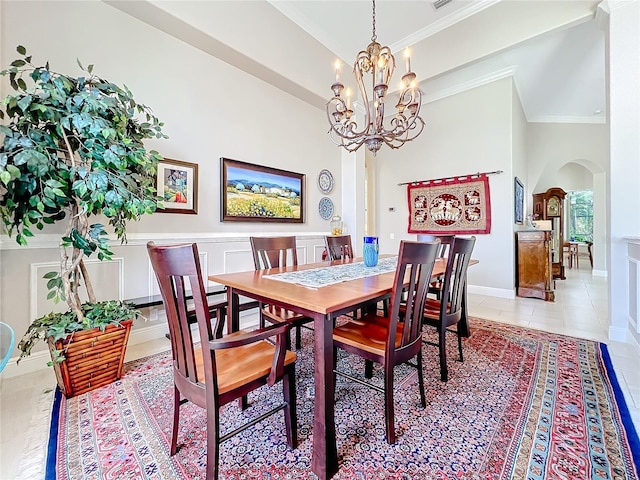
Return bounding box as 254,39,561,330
46,318,639,479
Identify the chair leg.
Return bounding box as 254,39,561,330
439,327,448,382
384,368,396,444
364,359,374,379
333,347,338,388
457,331,464,362
295,325,302,350
282,368,298,449
259,304,266,329
416,350,426,408
205,405,220,480
170,385,181,455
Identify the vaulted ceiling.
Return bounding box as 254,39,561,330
107,0,605,123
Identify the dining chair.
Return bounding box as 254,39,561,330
333,240,440,444
325,234,390,319
586,241,594,268
417,234,455,299
250,236,313,350
147,242,297,480
324,234,354,260
421,236,476,382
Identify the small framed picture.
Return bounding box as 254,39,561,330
514,177,524,224
156,158,198,214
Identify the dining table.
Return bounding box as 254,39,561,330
208,254,473,479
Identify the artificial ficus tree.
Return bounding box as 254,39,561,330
0,45,167,324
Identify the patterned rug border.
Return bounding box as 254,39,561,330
44,318,640,479
599,342,640,472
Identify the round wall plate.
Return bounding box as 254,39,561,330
318,197,334,220
318,169,334,194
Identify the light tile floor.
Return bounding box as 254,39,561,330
1,262,638,479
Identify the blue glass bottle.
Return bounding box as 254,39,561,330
363,236,379,267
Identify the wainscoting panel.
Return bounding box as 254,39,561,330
30,258,124,321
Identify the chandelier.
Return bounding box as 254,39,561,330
326,0,425,156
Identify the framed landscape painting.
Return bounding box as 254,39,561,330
221,158,305,223
156,158,198,214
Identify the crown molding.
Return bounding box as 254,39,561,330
389,0,501,53
422,66,517,105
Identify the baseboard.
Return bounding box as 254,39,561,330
467,285,516,299
608,324,630,342
593,269,608,277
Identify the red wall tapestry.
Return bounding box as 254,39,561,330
407,174,492,234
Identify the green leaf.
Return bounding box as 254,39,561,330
0,171,10,185
16,45,26,55
6,164,21,178
43,271,58,279
17,95,32,112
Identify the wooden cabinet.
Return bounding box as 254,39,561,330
516,230,555,301
532,187,566,280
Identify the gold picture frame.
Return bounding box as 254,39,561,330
156,158,198,214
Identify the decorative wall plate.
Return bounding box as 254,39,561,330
318,169,334,194
318,197,334,220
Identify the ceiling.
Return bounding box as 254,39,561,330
109,0,606,123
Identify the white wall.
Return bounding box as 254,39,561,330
371,77,516,296
528,123,608,194
606,0,640,344
527,122,608,275
0,0,340,365
0,1,340,236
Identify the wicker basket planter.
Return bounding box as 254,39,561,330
47,319,133,398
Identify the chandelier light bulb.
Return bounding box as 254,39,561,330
325,0,425,155
404,48,411,73
334,60,342,83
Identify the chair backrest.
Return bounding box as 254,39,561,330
387,240,440,361
250,236,298,270
324,234,354,260
439,236,476,325
417,234,455,258
147,242,218,389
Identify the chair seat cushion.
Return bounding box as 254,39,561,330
195,330,296,394
398,298,448,322
262,305,310,325
423,298,449,320
333,315,403,356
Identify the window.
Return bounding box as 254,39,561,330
568,190,593,242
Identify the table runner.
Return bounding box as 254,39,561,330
265,256,398,288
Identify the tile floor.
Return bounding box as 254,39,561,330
0,261,638,479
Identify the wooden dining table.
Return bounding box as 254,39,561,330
208,255,471,480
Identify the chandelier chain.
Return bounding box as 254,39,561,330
371,0,377,42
